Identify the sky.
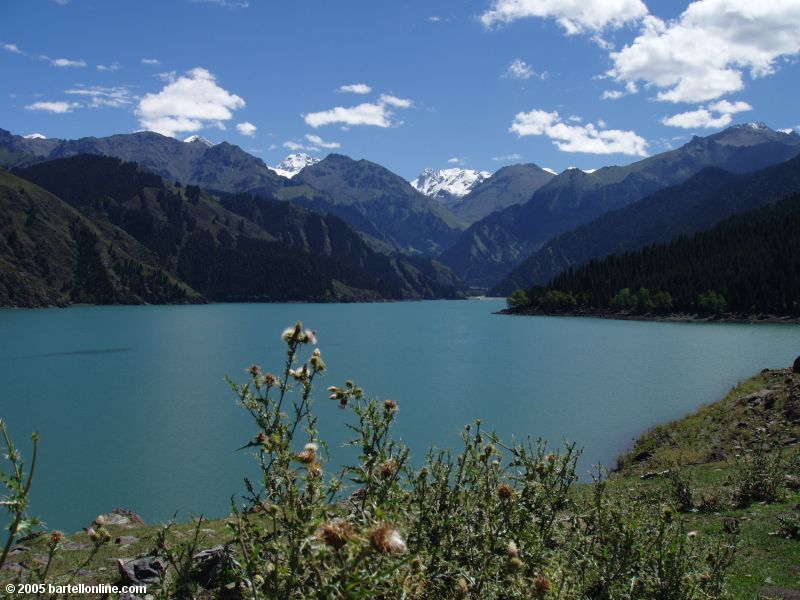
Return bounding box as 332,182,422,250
1,0,799,179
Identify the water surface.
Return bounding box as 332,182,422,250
1,300,798,532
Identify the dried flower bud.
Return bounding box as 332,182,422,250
303,329,317,345
455,577,469,597
50,530,64,546
248,364,260,377
547,453,557,464
507,541,519,558
508,557,524,571
255,432,267,445
383,399,398,413
263,373,278,386
318,519,354,550
95,515,105,527
308,462,323,478
532,575,553,595
497,483,514,500
297,448,316,464
312,348,321,357
378,460,398,479
370,524,407,554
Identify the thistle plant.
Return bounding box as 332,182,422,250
223,322,736,598
0,420,40,572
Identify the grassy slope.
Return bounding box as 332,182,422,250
2,369,799,598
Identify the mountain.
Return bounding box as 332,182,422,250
451,163,555,225
0,128,287,196
183,135,214,147
534,191,800,316
440,124,800,288
269,153,320,179
410,168,491,205
0,168,197,307
492,153,800,295
288,154,464,255
12,155,461,303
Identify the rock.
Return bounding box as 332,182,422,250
785,475,800,491
192,545,239,588
632,450,653,463
117,556,166,586
101,508,145,528
793,356,800,374
8,545,30,555
640,469,670,480
115,535,139,547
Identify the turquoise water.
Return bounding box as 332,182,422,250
1,300,798,533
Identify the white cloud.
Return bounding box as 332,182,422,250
305,93,414,128
428,16,442,22
304,134,340,149
492,153,522,161
283,140,318,152
609,1,800,103
135,67,245,137
65,85,132,108
141,58,161,65
661,109,732,129
96,62,121,72
379,94,413,108
25,101,80,113
192,0,249,7
2,43,22,54
236,121,257,137
503,58,534,79
510,108,648,156
662,97,752,129
338,83,371,94
601,89,624,100
447,157,465,164
47,57,86,67
480,0,648,34
778,127,798,134
707,99,752,114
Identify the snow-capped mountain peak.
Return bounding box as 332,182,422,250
183,135,214,147
23,133,47,140
269,153,320,179
410,167,492,202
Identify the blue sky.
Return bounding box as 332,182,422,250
1,0,799,178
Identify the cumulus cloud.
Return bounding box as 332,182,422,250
65,85,133,108
661,109,731,129
601,90,624,100
661,98,751,129
25,101,80,113
609,1,800,103
503,58,534,79
135,67,245,137
510,109,648,156
46,56,86,67
480,0,648,34
304,93,413,128
304,134,340,149
338,83,371,94
236,121,257,136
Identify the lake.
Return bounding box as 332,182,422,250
1,300,798,533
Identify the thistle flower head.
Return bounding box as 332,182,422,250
532,575,553,595
304,329,317,345
497,483,515,500
312,348,321,357
49,530,64,546
308,462,323,478
255,432,267,445
95,515,105,527
383,399,398,413
370,524,407,554
263,373,278,386
248,364,260,378
297,447,316,464
378,459,398,479
456,577,469,597
318,519,354,550
304,442,319,452
507,541,519,558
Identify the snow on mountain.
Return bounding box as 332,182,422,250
542,167,557,175
410,168,492,201
183,135,214,147
23,133,47,140
269,153,320,179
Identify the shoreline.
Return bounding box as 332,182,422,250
499,306,800,325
